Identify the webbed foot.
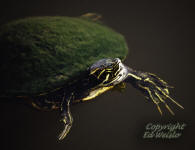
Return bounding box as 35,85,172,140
126,70,184,115
81,13,102,21
58,113,73,140
58,94,73,140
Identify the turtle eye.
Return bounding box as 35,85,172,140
108,65,113,69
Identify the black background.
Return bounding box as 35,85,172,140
0,0,194,150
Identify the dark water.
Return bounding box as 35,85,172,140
0,1,194,150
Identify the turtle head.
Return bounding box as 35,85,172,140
89,58,128,86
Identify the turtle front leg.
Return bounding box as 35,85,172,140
125,67,184,115
58,93,73,140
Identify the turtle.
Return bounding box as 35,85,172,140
0,13,184,140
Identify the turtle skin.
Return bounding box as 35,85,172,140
0,14,184,141
26,58,184,140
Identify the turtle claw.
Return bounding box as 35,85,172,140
58,118,73,140
134,72,184,115
58,95,73,140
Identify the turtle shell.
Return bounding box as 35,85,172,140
0,16,128,96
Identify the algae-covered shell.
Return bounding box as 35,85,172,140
0,16,128,96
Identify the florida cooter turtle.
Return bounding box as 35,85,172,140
0,13,184,140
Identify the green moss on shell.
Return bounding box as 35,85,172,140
0,16,128,96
